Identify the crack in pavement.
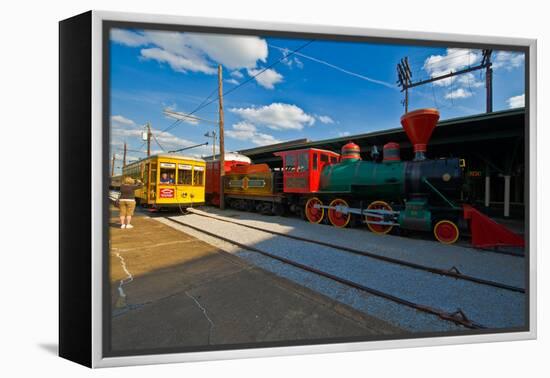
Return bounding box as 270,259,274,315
185,291,215,344
112,248,134,308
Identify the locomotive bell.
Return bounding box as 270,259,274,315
400,108,440,161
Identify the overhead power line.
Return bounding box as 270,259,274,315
163,108,218,124
151,131,166,152
269,43,396,89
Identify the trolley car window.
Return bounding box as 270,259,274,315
321,154,329,163
285,155,296,172
159,162,176,184
297,153,309,172
330,156,338,164
178,164,192,185
312,153,318,170
193,166,204,186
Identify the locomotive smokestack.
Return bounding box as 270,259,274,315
400,108,440,161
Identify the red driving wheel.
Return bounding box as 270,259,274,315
305,197,324,224
328,198,351,228
433,220,460,244
366,200,394,235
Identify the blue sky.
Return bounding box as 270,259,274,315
109,28,525,169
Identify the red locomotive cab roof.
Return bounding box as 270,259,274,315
274,147,340,158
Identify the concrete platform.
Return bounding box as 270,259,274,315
109,210,402,353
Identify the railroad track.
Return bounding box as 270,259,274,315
162,215,484,330
176,209,525,294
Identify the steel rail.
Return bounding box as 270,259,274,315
183,209,525,294
164,216,485,330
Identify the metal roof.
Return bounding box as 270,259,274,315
238,108,526,164
125,153,206,167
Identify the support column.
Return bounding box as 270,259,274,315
504,175,511,218
485,176,491,207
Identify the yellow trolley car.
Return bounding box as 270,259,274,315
123,153,206,209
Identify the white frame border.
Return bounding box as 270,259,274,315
90,10,537,368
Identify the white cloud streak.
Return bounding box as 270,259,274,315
269,44,396,89
317,115,335,124
111,115,136,126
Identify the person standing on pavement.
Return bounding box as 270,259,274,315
119,177,143,229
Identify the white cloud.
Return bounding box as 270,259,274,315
247,67,284,89
184,33,267,70
110,29,149,47
230,103,315,131
110,115,208,156
423,48,482,87
317,115,334,124
225,78,239,85
111,114,135,126
456,73,484,88
493,51,525,70
421,49,524,104
338,131,351,137
140,47,216,74
444,88,472,99
421,48,501,102
225,121,282,146
507,94,525,108
231,70,244,79
111,29,268,74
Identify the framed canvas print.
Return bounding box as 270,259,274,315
59,10,537,368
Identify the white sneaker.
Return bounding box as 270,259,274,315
126,224,134,229
120,224,126,229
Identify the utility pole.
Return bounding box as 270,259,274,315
482,49,493,113
122,142,127,168
396,57,412,113
111,153,116,176
204,131,217,160
218,64,226,210
397,49,493,113
146,122,152,157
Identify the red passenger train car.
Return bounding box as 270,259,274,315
205,152,251,205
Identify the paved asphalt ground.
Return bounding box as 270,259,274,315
109,209,402,353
